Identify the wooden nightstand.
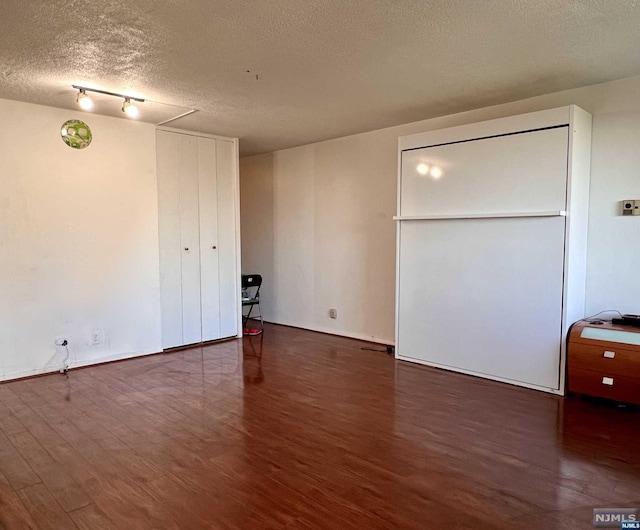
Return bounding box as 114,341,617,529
568,321,640,405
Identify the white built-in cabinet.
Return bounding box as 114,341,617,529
395,106,592,395
156,129,241,349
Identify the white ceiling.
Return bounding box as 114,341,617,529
1,0,640,156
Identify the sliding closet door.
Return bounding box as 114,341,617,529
216,139,239,338
157,131,183,349
178,135,202,345
198,137,221,342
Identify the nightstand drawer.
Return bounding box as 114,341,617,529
568,343,640,377
568,367,640,405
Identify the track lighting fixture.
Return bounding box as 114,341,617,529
121,98,139,118
72,85,145,118
76,88,93,110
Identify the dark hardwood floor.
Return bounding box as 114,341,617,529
0,324,639,529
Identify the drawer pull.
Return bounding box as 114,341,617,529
603,350,615,359
602,376,614,386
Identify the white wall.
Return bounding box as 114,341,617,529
240,75,640,344
239,153,275,320
0,98,162,380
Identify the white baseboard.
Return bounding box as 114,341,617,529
395,354,564,396
264,319,395,346
68,349,161,370
0,348,161,383
0,366,61,383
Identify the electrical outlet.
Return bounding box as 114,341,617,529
91,329,101,345
329,308,337,319
621,200,640,216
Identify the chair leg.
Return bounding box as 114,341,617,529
258,300,263,330
243,305,254,328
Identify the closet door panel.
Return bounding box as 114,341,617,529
216,140,239,338
178,135,202,345
198,137,221,341
156,131,183,349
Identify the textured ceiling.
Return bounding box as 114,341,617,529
1,0,640,156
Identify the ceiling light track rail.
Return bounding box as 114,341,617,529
72,85,145,103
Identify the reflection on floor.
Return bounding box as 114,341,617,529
0,323,638,529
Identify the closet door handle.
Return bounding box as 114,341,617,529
212,246,217,250
184,247,189,251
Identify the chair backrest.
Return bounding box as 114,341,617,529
242,274,262,298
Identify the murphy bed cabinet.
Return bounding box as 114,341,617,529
156,129,242,349
395,106,592,395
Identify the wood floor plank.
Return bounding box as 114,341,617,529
9,431,55,470
0,470,38,529
145,473,258,530
9,430,91,513
15,483,76,530
45,443,180,530
0,400,26,437
36,414,186,530
0,388,67,452
0,431,40,490
68,504,115,530
37,399,164,483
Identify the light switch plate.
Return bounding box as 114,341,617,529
634,200,640,216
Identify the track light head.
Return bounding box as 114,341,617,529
122,98,139,118
76,89,93,110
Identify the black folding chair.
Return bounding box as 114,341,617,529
241,274,263,332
